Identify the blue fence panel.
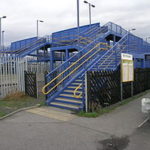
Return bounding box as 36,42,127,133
51,23,100,46
10,37,37,51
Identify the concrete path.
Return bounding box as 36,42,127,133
0,92,150,150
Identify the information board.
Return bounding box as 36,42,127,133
121,53,134,82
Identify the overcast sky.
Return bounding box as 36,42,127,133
1,0,150,45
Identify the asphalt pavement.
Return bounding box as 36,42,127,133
0,92,150,150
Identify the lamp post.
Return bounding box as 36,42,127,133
77,0,80,29
83,0,95,25
2,30,5,50
77,0,80,45
36,20,44,38
0,16,6,50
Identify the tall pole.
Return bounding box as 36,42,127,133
77,0,80,44
89,3,91,25
84,1,95,25
77,0,80,28
37,20,39,38
36,20,44,39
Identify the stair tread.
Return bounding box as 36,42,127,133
75,79,82,82
64,90,82,93
50,102,80,109
72,83,81,85
55,97,82,103
68,86,82,89
60,93,82,98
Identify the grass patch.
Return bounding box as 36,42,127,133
77,89,150,118
78,111,99,118
0,112,7,117
0,92,45,118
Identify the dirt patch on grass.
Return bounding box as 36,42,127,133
0,92,45,117
3,92,27,101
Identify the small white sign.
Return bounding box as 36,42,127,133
121,53,133,60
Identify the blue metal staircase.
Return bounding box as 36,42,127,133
49,79,84,110
42,22,129,111
1,21,149,111
0,24,101,58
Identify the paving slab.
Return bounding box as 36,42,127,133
26,107,77,121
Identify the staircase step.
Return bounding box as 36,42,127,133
50,102,80,110
60,93,83,98
55,98,82,105
64,90,82,93
67,86,82,89
99,64,115,66
75,79,82,82
71,83,81,85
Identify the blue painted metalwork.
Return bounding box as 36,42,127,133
1,21,150,111
10,37,37,51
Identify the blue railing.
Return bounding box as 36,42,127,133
44,23,121,98
51,25,100,47
87,33,129,71
0,38,47,56
107,22,128,36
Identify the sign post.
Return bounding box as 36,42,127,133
121,53,134,100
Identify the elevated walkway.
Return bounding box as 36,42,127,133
42,22,150,111
1,21,150,111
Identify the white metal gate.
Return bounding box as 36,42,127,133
0,55,50,99
0,55,27,98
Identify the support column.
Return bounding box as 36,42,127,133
107,40,110,46
65,49,69,60
50,50,54,71
143,57,146,68
113,35,117,67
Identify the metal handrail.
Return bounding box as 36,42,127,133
42,46,105,95
1,38,46,54
52,26,100,46
52,25,99,41
46,32,110,79
42,22,128,96
103,40,128,69
42,42,106,95
73,83,82,98
87,33,129,72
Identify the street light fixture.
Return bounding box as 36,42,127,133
128,28,136,32
36,20,44,38
0,16,7,50
83,0,95,25
2,16,6,19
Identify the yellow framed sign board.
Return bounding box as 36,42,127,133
121,53,134,82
